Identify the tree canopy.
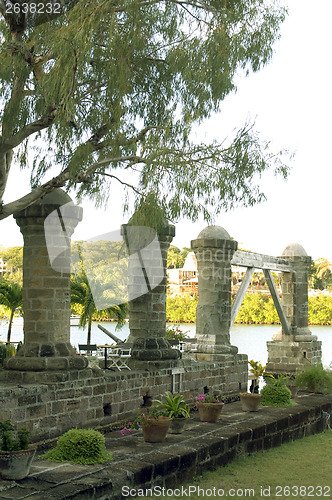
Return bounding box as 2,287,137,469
70,273,128,344
310,258,332,290
167,245,191,269
0,0,289,225
0,245,23,271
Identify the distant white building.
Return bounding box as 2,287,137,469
167,252,198,295
0,257,7,276
167,252,280,296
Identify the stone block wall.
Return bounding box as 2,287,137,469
266,339,323,374
0,357,247,443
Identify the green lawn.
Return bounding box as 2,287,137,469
142,431,332,499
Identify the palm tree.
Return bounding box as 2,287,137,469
70,274,128,344
315,258,332,279
0,280,23,343
311,258,332,290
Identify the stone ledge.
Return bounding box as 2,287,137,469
1,394,330,499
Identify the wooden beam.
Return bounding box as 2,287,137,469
232,250,292,273
263,269,291,335
230,267,255,327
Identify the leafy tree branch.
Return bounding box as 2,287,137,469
0,0,290,225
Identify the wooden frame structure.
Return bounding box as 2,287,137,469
230,250,291,335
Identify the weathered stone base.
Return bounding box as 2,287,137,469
131,337,180,360
266,338,322,374
193,342,239,358
0,357,248,443
0,367,93,385
4,342,88,371
127,358,182,371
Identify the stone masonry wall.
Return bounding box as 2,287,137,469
0,358,247,443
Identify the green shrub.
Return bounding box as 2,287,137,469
0,343,6,366
308,295,332,325
295,364,332,394
6,343,16,358
233,293,280,325
166,295,198,323
0,420,30,451
260,381,292,407
0,343,17,366
42,429,113,465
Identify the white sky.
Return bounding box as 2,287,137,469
2,0,332,263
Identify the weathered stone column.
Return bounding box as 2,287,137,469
5,189,87,372
191,225,239,360
283,244,314,340
267,243,322,373
123,221,180,367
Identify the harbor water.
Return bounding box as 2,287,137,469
0,320,331,368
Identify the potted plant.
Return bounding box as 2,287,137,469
0,420,36,480
154,391,190,434
192,393,224,423
166,326,189,347
278,373,299,399
239,360,267,412
295,363,332,394
121,407,171,443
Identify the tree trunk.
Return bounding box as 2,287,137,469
87,316,92,345
0,151,13,205
7,308,14,343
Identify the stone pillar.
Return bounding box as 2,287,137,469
5,189,87,372
266,243,322,374
191,225,239,361
123,221,180,367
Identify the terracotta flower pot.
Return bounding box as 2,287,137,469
142,416,171,443
239,393,262,412
197,403,223,423
0,446,36,480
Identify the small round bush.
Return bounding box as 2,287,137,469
260,383,292,407
42,429,113,465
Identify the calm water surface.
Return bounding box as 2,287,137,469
0,321,331,368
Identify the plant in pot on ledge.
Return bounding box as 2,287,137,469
280,373,299,399
165,326,189,347
154,391,190,434
239,360,267,412
192,392,224,423
0,420,36,480
295,363,332,394
121,406,171,443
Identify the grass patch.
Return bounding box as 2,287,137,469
143,431,332,499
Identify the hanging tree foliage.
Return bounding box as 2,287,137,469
0,0,290,224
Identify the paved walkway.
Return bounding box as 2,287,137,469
0,393,331,500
